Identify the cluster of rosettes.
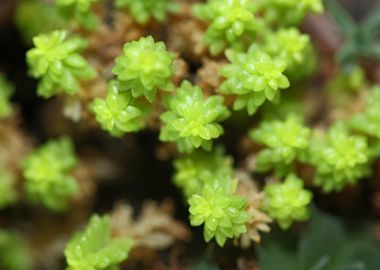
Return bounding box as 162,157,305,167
22,137,79,211
116,0,179,25
193,0,323,56
26,30,96,98
160,81,230,153
263,27,315,76
250,114,310,176
92,36,175,136
91,81,148,137
257,0,324,26
188,180,251,246
173,148,233,198
220,50,289,115
0,74,14,119
0,164,17,210
263,174,312,229
56,0,99,29
192,0,259,55
172,148,252,246
64,214,133,270
17,0,331,249
308,124,370,192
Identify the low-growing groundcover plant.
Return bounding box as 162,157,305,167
249,114,310,176
160,80,230,153
22,137,79,211
91,80,148,136
26,30,97,98
1,0,380,269
263,175,312,229
112,35,176,102
64,214,133,269
219,50,290,115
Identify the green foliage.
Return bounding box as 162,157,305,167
57,0,99,29
0,164,17,209
64,214,133,270
91,81,147,137
189,179,250,246
263,27,315,77
160,81,230,153
115,0,179,25
22,137,79,211
26,30,97,98
220,50,290,115
0,230,32,270
258,208,380,270
192,0,259,55
257,0,324,26
112,36,175,102
0,74,14,119
15,0,66,43
308,124,371,193
250,114,310,176
263,175,312,229
326,0,380,67
349,86,380,140
173,147,233,198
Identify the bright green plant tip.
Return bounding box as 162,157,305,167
160,80,230,153
192,0,259,55
308,124,371,192
115,0,179,25
220,50,290,115
64,214,133,270
22,137,79,211
91,81,148,137
250,114,310,176
188,181,250,246
112,36,175,102
26,30,97,99
264,174,312,229
263,27,314,76
173,147,233,198
0,74,14,119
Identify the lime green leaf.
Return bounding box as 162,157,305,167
65,214,133,270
